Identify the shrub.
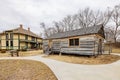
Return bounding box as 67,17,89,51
21,46,27,51
1,50,6,53
105,42,120,48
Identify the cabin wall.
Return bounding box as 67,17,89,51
61,35,97,55
43,40,49,46
43,34,104,55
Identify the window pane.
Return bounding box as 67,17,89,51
6,41,9,47
6,33,9,40
10,41,13,47
32,37,35,41
10,33,13,40
75,38,79,46
25,43,28,48
25,35,28,40
69,39,74,46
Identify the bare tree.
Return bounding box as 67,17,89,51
39,32,42,37
40,22,47,38
60,15,77,31
40,4,120,41
110,4,120,42
53,21,64,33
105,27,115,42
77,8,94,28
40,22,50,38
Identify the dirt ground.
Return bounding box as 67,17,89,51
45,54,120,65
0,60,57,80
0,50,43,57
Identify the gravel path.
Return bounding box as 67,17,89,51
0,54,120,80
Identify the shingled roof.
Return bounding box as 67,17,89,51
47,24,105,39
2,24,42,39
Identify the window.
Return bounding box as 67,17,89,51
25,42,28,48
6,33,9,40
6,41,9,47
25,35,28,40
10,33,13,40
70,39,74,46
10,41,13,47
69,38,79,46
75,39,79,46
32,37,35,41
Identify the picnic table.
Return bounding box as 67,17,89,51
9,50,19,57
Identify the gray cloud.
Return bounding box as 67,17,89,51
0,0,120,35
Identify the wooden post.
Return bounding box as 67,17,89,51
59,52,62,56
59,41,62,56
93,41,95,56
16,51,19,57
11,52,14,57
109,41,112,55
59,46,62,56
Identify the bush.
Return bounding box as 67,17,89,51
105,42,120,48
1,50,6,53
115,42,120,48
21,46,27,51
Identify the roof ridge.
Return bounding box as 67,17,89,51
2,25,42,39
50,24,103,35
47,24,104,39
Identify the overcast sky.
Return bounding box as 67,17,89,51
0,0,120,35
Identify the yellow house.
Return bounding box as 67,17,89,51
0,24,42,50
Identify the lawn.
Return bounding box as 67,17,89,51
105,43,120,53
0,60,57,80
44,54,120,65
0,50,43,57
112,48,120,53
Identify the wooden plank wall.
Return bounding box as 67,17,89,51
60,40,98,55
44,35,104,56
51,36,100,55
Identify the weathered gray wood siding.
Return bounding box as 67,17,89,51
43,40,49,46
52,41,61,52
43,40,49,51
60,39,98,55
51,39,69,52
44,35,104,56
61,40,68,47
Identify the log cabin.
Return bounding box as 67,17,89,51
43,24,105,56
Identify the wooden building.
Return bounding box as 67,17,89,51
0,24,42,50
43,24,105,56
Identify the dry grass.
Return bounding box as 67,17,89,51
112,48,120,53
45,54,120,65
0,60,57,80
0,53,9,57
105,43,120,53
0,50,43,57
20,50,43,56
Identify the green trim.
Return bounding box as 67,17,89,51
0,46,19,47
0,46,19,49
20,39,36,43
0,39,18,40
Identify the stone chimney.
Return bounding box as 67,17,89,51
20,24,23,29
28,27,30,31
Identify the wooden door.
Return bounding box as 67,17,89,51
49,40,52,48
98,39,102,55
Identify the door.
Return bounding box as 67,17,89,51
49,40,52,48
98,39,102,55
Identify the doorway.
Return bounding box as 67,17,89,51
98,39,102,55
